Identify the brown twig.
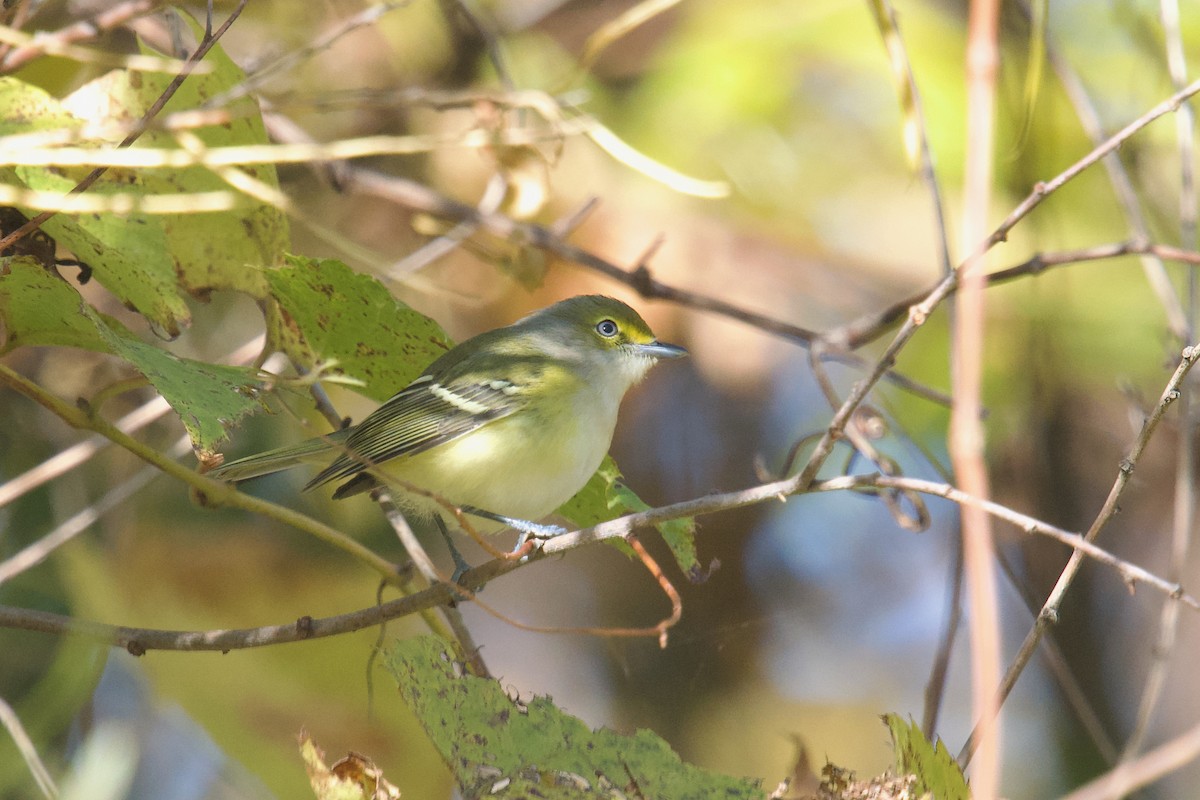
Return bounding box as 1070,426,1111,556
831,240,1200,351
1036,6,1188,340
953,1,1002,794
992,550,1117,763
1118,0,1199,765
0,0,166,74
2,467,1193,654
959,340,1200,763
1060,720,1200,800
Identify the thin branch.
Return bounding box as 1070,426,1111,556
1039,11,1189,340
574,0,682,79
831,240,1200,350
0,363,407,586
206,2,409,108
1059,720,1200,800
0,0,165,74
0,335,265,511
1119,0,1199,764
961,340,1200,762
0,439,186,586
377,497,486,676
980,74,1200,279
0,587,457,654
827,69,1200,349
992,550,1117,763
954,1,1003,793
0,694,57,799
0,469,1192,653
0,19,204,74
814,476,1197,609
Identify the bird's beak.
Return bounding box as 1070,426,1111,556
635,340,688,359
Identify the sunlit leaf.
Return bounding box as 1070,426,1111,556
300,732,400,800
883,713,970,800
265,255,452,401
60,13,288,299
0,13,287,339
0,258,117,352
0,77,193,338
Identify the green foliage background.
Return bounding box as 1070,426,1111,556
1,1,1198,798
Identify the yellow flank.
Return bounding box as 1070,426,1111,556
382,373,616,526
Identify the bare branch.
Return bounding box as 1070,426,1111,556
1060,721,1200,800
962,340,1200,762
0,0,165,74
0,694,57,799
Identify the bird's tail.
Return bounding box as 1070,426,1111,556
208,429,351,483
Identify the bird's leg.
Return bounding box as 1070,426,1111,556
435,515,474,584
460,505,568,552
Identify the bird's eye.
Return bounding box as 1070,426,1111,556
596,319,619,338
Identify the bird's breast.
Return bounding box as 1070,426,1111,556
392,384,619,522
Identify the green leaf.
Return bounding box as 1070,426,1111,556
558,455,700,578
0,77,194,338
0,258,116,352
0,14,288,339
59,14,288,297
0,257,265,454
388,636,763,800
266,256,452,401
883,713,970,800
94,325,267,454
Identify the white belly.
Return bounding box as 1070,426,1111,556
388,387,618,525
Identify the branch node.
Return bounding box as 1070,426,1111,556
126,640,146,657
296,615,315,638
630,263,655,296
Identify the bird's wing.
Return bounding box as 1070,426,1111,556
302,372,526,490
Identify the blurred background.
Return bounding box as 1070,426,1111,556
3,0,1200,797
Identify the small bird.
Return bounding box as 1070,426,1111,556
210,295,686,541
